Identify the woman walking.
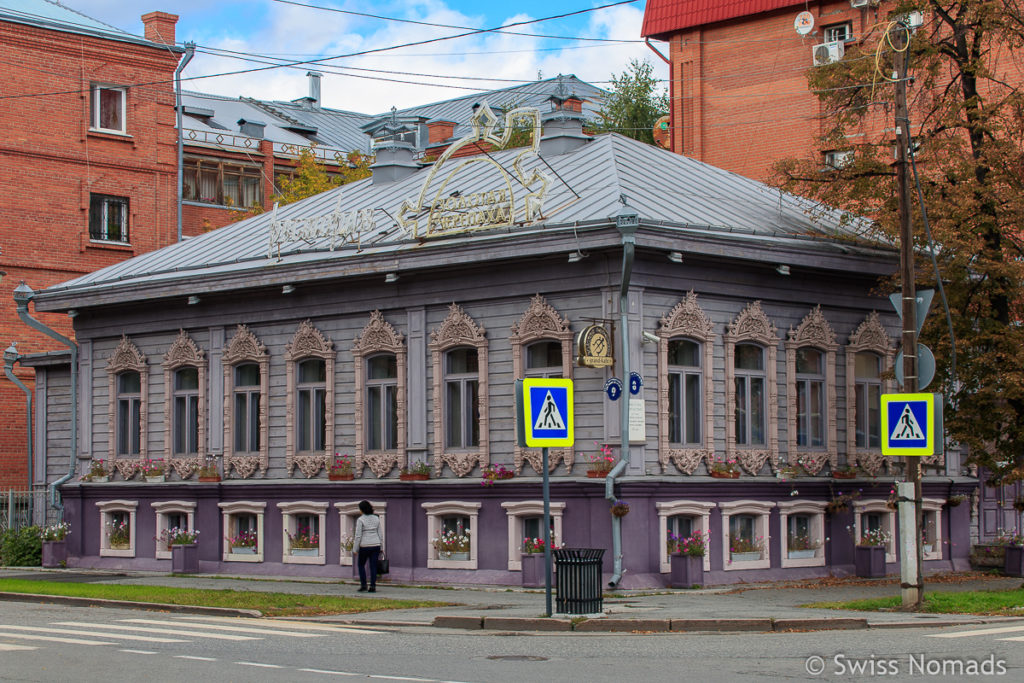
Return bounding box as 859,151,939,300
352,500,384,592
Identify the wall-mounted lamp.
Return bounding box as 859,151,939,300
187,295,201,305
642,331,661,344
281,284,295,294
776,264,791,276
567,250,586,263
667,251,683,264
384,272,399,283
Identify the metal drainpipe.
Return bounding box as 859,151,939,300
14,283,77,510
607,201,640,588
4,343,33,499
176,42,196,242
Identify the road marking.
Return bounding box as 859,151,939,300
298,669,360,677
0,625,183,643
928,625,1024,638
176,655,217,661
369,677,440,682
52,621,257,641
0,633,114,646
996,636,1024,642
119,649,156,655
172,615,383,634
236,661,283,668
119,618,326,637
297,671,474,683
0,642,38,651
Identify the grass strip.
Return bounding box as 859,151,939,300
0,578,452,617
805,588,1024,616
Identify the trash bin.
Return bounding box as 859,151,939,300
553,548,604,614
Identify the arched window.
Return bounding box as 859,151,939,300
786,307,838,474
668,339,702,446
285,320,335,478
106,336,148,474
734,343,766,447
445,347,479,449
354,311,406,478
162,330,207,479
854,352,882,449
795,348,825,448
366,354,399,451
222,325,269,478
845,312,895,476
117,371,142,457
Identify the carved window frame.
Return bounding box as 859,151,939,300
501,500,566,571
510,295,574,475
152,500,196,560
162,331,206,479
285,320,335,478
845,312,896,476
430,304,488,478
335,501,388,566
657,292,715,475
777,500,827,568
219,500,266,562
106,336,148,479
720,499,775,571
655,500,715,573
222,325,269,479
278,501,328,565
423,500,481,569
785,306,839,475
353,311,407,478
98,499,138,558
723,302,779,475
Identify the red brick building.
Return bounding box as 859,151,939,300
0,3,182,490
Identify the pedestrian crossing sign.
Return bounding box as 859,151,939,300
517,378,574,447
881,393,941,456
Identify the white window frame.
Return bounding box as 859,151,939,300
777,500,827,568
219,501,266,563
90,84,127,134
720,500,774,570
278,501,328,565
655,500,715,573
97,499,137,558
423,501,480,569
853,499,897,563
922,498,944,561
335,501,388,566
823,22,853,44
501,501,566,571
152,500,196,560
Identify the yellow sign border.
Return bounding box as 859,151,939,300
880,393,935,456
522,378,574,448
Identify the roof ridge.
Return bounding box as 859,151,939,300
244,97,304,127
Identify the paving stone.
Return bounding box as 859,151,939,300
773,618,867,632
670,618,773,632
573,618,670,632
483,617,572,631
432,615,483,629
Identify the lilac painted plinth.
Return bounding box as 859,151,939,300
41,541,67,568
1004,546,1024,577
669,554,704,588
854,545,886,578
171,543,199,574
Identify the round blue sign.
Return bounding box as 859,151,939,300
604,378,623,401
629,372,643,395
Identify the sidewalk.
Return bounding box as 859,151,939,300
2,568,1021,633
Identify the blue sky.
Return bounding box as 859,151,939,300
67,0,665,112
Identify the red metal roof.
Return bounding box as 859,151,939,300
642,0,807,38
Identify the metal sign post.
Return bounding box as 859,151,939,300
542,446,552,617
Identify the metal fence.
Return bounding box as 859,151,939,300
0,489,54,532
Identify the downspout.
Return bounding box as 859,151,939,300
607,200,640,588
176,42,196,242
14,283,77,510
3,344,33,496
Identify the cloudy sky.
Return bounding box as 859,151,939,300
65,0,666,113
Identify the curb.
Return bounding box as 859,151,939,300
431,615,870,633
0,592,262,617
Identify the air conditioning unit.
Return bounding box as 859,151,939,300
812,41,845,66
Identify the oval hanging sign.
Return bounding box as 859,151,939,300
577,324,613,368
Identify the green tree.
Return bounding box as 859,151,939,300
774,2,1024,482
593,59,668,144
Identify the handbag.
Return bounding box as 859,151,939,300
378,551,390,575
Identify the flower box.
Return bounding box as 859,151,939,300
86,475,110,483
521,552,547,588
970,544,1006,568
328,473,354,481
730,551,761,563
400,473,429,481
1005,546,1024,577
831,472,857,480
669,554,704,588
41,540,67,568
145,475,166,483
171,543,199,574
440,551,470,561
290,548,319,557
710,471,740,479
198,475,221,482
922,544,934,555
586,470,609,478
110,542,130,551
855,545,887,578
787,549,817,560
231,546,257,555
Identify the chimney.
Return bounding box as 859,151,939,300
307,71,322,109
140,12,178,46
237,118,266,139
539,95,591,156
427,120,456,145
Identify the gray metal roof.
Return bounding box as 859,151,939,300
0,0,182,51
36,131,887,309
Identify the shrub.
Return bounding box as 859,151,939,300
0,525,43,566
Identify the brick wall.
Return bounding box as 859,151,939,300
0,17,180,489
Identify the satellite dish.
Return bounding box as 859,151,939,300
653,115,671,149
794,11,815,36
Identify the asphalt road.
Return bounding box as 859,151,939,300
1,601,1022,682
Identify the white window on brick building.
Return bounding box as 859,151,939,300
90,84,126,133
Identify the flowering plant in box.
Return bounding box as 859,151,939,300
159,526,199,548
329,454,354,476
82,459,109,481
787,531,821,552
39,522,70,541
587,443,615,474
729,535,763,554
141,459,166,477
481,464,514,486
198,456,220,478
107,520,130,547
229,529,258,550
341,535,354,553
287,525,319,549
523,537,549,554
857,528,891,547
667,531,707,557
432,529,471,558
709,457,740,476
401,461,431,476
992,530,1024,546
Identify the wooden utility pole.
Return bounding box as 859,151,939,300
894,22,924,610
